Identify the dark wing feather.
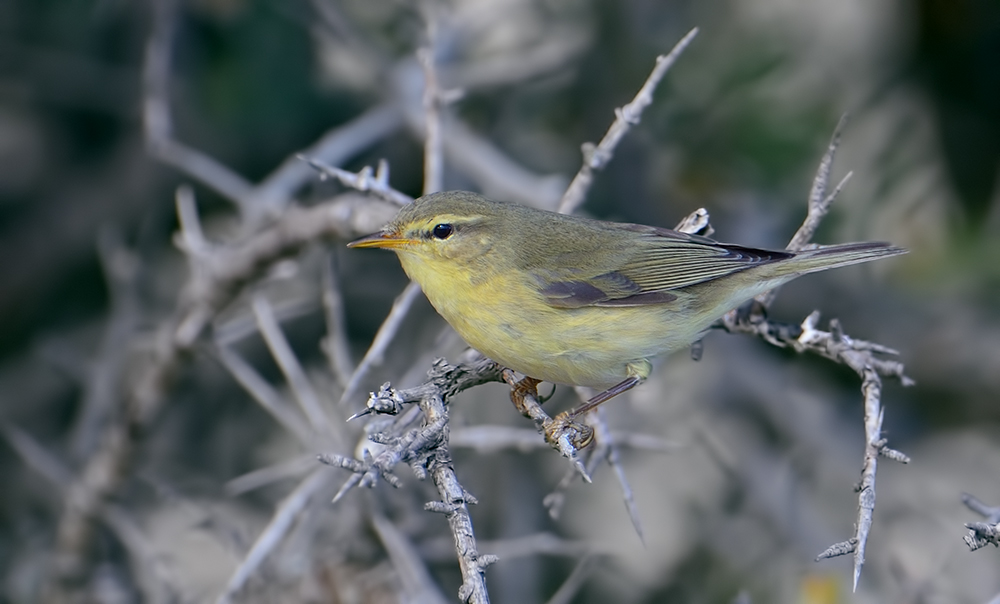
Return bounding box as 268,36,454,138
535,225,792,309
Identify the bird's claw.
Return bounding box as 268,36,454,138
544,412,594,451
503,370,542,417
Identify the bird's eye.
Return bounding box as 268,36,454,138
431,223,454,239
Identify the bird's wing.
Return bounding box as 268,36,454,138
536,226,792,309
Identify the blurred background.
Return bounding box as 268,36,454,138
1,0,999,602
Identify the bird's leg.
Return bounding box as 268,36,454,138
502,370,594,452
565,376,642,419
539,377,640,450
502,370,543,417
555,359,653,430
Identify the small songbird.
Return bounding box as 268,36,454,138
349,191,904,410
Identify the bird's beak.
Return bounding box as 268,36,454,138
347,230,415,249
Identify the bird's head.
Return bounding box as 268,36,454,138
347,191,508,267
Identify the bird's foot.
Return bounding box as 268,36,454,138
544,412,594,451
502,370,542,417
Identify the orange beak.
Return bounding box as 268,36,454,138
346,230,415,250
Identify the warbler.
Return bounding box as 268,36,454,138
349,191,904,408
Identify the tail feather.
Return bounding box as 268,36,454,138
769,241,907,277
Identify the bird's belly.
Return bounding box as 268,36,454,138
425,279,691,388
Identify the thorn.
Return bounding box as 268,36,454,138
347,408,371,422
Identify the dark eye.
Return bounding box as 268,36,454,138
431,223,454,239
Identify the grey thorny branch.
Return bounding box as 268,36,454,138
38,13,914,604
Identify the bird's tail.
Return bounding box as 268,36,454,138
766,241,907,278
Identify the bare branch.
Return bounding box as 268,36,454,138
225,454,316,496
591,407,644,544
674,207,714,237
302,157,413,206
962,493,1000,551
214,344,314,446
324,355,501,603
422,393,497,603
544,556,593,604
419,47,445,195
215,470,331,604
757,115,850,308
722,302,910,591
250,103,405,213
557,28,698,215
321,253,356,389
791,114,850,252
252,296,331,435
3,425,179,604
142,0,253,208
339,281,424,407
421,532,598,563
371,514,450,604
443,118,566,208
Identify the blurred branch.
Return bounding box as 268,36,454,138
48,188,397,600
590,406,644,544
339,281,424,409
144,0,402,220
420,532,600,563
225,454,316,497
392,54,565,208
215,470,332,604
419,47,445,196
557,28,698,215
252,296,332,436
249,102,405,213
544,555,593,604
2,425,179,604
371,513,450,604
321,253,356,389
214,343,314,447
69,228,140,459
142,0,253,208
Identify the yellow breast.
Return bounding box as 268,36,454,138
396,251,672,388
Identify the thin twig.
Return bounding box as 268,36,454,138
557,28,698,215
591,407,645,544
302,157,413,206
544,555,593,604
339,281,424,407
215,469,331,604
69,229,139,459
252,296,331,435
3,425,179,604
757,114,851,308
420,532,598,563
142,0,253,209
249,103,404,213
419,47,445,195
371,513,450,604
214,344,314,446
321,253,356,389
50,193,396,597
225,454,317,496
722,310,911,590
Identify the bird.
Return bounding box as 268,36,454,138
349,190,905,417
